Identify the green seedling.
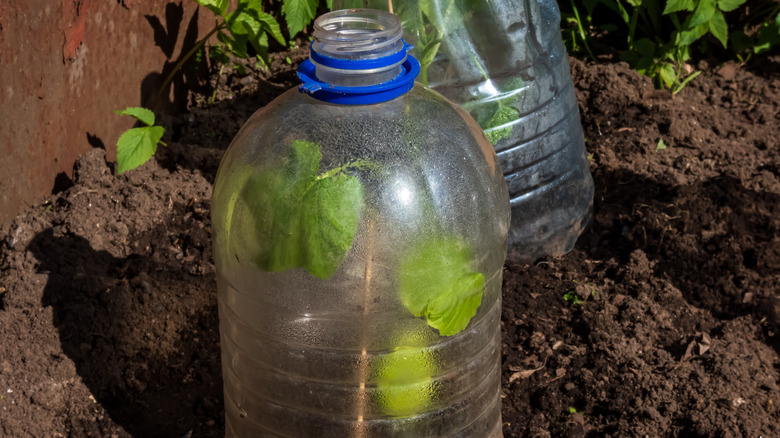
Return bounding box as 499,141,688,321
656,137,668,150
114,107,166,175
569,406,583,415
563,290,584,305
563,0,764,93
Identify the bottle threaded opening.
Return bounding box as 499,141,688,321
312,9,403,60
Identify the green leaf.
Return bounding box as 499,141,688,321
474,102,520,145
419,41,441,70
716,0,745,12
114,107,155,127
373,346,437,417
116,126,164,174
399,236,485,336
243,140,363,279
673,70,701,94
209,43,231,65
251,7,287,46
658,63,676,88
688,0,716,27
663,0,695,14
679,22,709,45
218,30,249,58
282,0,319,37
656,138,668,150
195,0,229,16
708,10,728,48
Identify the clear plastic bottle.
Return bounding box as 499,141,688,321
336,0,595,263
211,9,510,437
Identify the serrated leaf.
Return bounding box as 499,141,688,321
717,0,745,12
253,9,286,46
688,0,716,27
399,236,485,336
663,0,696,14
195,0,228,16
679,22,709,45
708,10,728,48
282,0,319,37
243,140,363,279
116,126,164,174
373,346,437,417
114,107,155,127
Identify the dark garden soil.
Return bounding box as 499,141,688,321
1,46,779,437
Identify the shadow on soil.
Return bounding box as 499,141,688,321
585,167,779,347
30,224,222,437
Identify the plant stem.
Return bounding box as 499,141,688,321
150,23,225,108
210,64,225,105
355,220,376,437
627,6,639,51
570,0,597,62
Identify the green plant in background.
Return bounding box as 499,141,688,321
114,0,286,174
562,0,779,94
730,3,780,62
281,0,334,37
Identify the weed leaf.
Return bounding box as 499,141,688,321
114,107,155,126
399,236,485,336
708,10,728,48
679,22,710,45
116,126,164,174
195,0,228,16
243,140,362,279
663,0,695,14
688,0,716,28
717,0,746,12
282,0,318,37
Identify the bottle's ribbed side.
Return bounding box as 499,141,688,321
219,270,504,437
434,34,593,263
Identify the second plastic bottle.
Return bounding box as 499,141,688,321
211,9,510,438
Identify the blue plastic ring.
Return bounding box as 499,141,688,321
297,55,421,105
309,41,412,70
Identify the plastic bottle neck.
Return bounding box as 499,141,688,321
310,9,405,87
